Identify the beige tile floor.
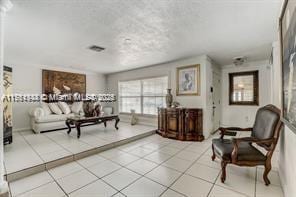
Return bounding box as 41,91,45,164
4,122,156,174
8,132,283,197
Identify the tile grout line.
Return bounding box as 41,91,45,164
206,171,221,197
36,130,77,158
14,133,281,197
117,141,192,196
15,135,153,196
12,180,56,197
41,129,91,159
47,171,70,197
18,130,48,164
210,132,261,197
10,135,224,197
159,143,212,197
7,128,155,181
74,138,175,195
64,135,167,195
212,167,257,197
12,130,81,196
9,129,156,196
38,138,182,195
45,124,155,160
94,138,195,196
44,131,97,156
55,151,143,195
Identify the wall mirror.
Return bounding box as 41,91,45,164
229,70,259,105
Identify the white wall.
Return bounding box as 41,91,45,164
106,55,216,138
278,126,296,197
220,60,272,128
6,62,106,131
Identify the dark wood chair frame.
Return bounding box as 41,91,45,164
211,105,283,186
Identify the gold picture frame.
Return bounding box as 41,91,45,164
176,64,200,96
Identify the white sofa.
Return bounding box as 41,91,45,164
29,102,83,133
29,103,112,133
29,108,75,133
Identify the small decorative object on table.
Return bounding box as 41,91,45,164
166,89,173,107
83,101,102,117
93,104,102,116
131,109,138,125
83,101,95,117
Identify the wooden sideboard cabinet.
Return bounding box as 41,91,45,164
157,108,204,141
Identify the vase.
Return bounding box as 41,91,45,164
83,101,96,117
166,89,173,108
130,109,138,125
93,104,102,117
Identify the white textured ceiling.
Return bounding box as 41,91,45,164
4,0,282,73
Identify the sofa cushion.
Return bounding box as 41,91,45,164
71,102,83,114
41,102,52,115
35,113,75,123
30,107,45,118
48,103,63,115
58,102,71,114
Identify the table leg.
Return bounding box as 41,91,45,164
104,121,107,127
115,117,120,130
75,122,81,138
66,120,72,134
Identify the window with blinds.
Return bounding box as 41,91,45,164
118,76,168,115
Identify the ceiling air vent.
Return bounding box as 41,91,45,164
88,45,105,52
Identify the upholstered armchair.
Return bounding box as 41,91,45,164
211,104,283,186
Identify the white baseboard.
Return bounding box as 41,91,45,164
120,120,157,127
13,127,31,132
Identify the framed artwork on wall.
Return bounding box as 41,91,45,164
42,69,86,102
280,0,296,133
176,64,200,96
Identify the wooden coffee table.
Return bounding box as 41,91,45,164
66,115,120,138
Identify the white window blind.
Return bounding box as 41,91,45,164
118,76,168,115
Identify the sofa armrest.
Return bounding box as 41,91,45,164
29,107,45,118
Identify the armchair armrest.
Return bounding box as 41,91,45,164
231,137,275,163
28,107,45,118
218,127,253,139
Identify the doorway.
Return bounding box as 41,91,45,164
212,70,221,133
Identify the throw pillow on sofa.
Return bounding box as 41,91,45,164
71,101,83,114
48,103,63,115
58,102,71,114
41,102,52,115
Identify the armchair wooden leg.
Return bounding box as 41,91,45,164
263,161,272,186
221,161,227,183
211,144,216,161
